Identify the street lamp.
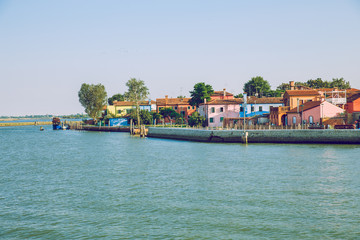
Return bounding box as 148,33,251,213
243,93,247,132
300,104,304,129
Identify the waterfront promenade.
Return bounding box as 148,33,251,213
148,127,360,144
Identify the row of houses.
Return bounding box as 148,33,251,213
103,82,360,127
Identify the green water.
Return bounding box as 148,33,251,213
1,126,359,239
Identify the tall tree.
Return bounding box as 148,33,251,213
128,109,152,125
189,82,214,107
124,78,149,127
330,78,351,89
243,76,271,97
78,83,107,122
108,93,125,105
306,78,331,88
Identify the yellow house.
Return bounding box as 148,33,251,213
104,100,155,118
105,102,135,118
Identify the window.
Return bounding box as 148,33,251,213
211,107,215,113
251,106,254,112
220,107,224,112
240,107,244,112
210,118,214,123
174,106,178,110
309,116,314,124
293,116,297,125
220,117,224,122
259,106,263,111
180,111,185,117
117,110,122,114
192,106,195,109
187,106,190,110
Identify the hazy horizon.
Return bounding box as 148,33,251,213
1,0,359,116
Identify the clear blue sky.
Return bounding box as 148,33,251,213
1,0,359,116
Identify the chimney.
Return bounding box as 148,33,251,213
223,88,226,98
165,95,168,105
290,81,295,90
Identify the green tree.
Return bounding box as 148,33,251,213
177,95,186,98
306,78,331,88
124,78,149,127
78,83,107,123
265,89,284,97
128,109,152,125
108,93,125,105
243,76,271,97
188,112,205,127
189,82,214,107
234,93,243,98
150,112,162,124
330,78,351,89
277,83,291,91
159,107,180,123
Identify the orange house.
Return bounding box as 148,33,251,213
270,90,321,125
345,92,360,113
156,96,196,123
283,90,322,109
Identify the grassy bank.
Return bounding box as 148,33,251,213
0,121,53,127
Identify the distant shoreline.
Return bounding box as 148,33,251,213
0,121,53,127
0,118,51,121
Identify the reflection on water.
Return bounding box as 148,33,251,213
1,126,360,239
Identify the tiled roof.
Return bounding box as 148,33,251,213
156,97,191,106
316,88,339,92
199,97,283,105
211,91,234,97
347,92,360,102
200,99,243,105
113,100,155,106
247,97,283,104
287,101,322,113
285,90,321,96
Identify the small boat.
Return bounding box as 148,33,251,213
52,117,70,130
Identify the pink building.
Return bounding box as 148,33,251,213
198,99,242,127
287,100,344,125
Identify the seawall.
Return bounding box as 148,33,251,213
147,127,360,144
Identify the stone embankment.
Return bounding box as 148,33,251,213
147,127,360,144
69,123,130,132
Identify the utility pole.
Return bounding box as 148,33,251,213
300,104,304,129
243,93,247,132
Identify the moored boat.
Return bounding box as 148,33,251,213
52,117,70,130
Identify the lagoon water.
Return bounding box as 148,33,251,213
1,125,360,239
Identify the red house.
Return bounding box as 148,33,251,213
156,96,196,123
211,89,234,100
345,92,360,113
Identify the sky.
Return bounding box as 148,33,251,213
0,0,359,116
